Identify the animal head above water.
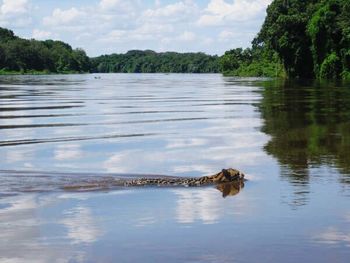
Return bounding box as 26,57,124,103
210,168,245,183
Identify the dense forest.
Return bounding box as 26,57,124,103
222,0,350,79
90,50,220,73
220,46,285,77
0,28,90,74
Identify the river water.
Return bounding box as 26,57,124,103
0,74,349,262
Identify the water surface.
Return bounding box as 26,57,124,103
0,74,349,262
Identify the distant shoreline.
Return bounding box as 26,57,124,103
0,71,222,76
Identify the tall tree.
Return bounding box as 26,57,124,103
254,0,350,79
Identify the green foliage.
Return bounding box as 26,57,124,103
220,47,285,78
0,28,17,42
90,50,220,73
0,27,90,74
320,52,341,79
220,48,252,73
307,0,349,79
254,0,317,78
254,0,350,79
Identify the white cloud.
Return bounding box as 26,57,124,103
144,1,188,18
197,14,222,27
40,2,139,45
97,1,199,47
99,0,133,11
0,0,32,27
155,0,161,7
100,23,174,43
100,29,126,43
100,0,120,10
218,29,255,43
135,23,173,36
141,1,199,24
0,0,29,15
43,8,85,26
219,29,235,40
197,0,272,26
178,31,196,42
32,29,52,39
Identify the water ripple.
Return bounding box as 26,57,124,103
0,132,158,147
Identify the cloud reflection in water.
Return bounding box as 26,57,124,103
174,188,221,224
314,212,350,247
61,206,102,244
173,183,245,225
0,194,103,263
54,143,83,161
315,227,350,247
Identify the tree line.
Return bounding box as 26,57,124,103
90,50,220,73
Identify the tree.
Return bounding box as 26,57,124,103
0,28,16,42
0,45,5,69
254,0,318,78
307,0,350,78
254,0,350,79
73,48,91,72
0,27,90,73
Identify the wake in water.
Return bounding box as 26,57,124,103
0,170,169,194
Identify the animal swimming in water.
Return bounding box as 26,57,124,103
124,168,245,187
62,168,246,198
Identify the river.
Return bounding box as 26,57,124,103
0,74,349,262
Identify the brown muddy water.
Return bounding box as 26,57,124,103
0,74,350,262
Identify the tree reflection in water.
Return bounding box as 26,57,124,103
257,79,350,207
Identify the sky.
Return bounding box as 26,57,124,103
0,0,272,57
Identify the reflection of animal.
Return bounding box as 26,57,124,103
124,168,245,187
216,181,244,198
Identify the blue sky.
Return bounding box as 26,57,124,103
0,0,272,56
